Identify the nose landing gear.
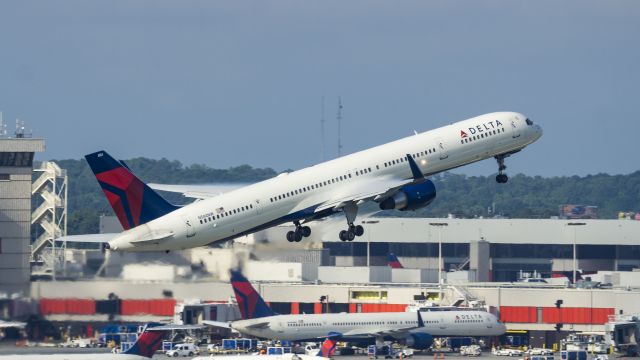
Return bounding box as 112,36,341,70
495,155,509,183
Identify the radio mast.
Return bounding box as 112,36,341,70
337,96,343,157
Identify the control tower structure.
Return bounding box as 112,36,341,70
0,126,45,296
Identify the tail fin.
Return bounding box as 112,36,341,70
230,269,276,319
123,324,167,358
85,151,179,230
317,332,341,358
388,253,404,269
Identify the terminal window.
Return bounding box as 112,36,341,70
0,174,9,181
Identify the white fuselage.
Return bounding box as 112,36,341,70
231,310,506,341
109,112,542,251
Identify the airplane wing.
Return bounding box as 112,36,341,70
331,311,425,339
148,183,250,200
53,234,116,244
202,320,233,329
314,175,408,214
314,154,426,214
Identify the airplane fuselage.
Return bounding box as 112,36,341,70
109,112,542,251
231,310,506,341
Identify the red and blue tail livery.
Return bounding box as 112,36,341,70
123,323,167,358
230,269,276,320
317,332,341,358
85,151,179,230
388,253,404,269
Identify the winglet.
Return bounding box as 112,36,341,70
417,311,425,328
406,154,424,181
317,332,342,358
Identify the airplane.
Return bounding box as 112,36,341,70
86,112,542,252
0,324,200,360
387,253,404,269
192,334,340,360
204,270,506,350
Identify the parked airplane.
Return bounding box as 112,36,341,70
388,253,404,268
205,270,506,349
0,324,199,360
86,112,541,252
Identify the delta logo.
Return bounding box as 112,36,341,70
460,120,503,138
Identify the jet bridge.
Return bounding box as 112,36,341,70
605,314,640,356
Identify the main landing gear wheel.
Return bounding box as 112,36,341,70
494,155,509,183
286,222,311,242
338,203,365,241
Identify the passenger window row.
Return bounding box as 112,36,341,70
199,203,254,224
460,128,504,145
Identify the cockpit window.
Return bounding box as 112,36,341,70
525,118,534,126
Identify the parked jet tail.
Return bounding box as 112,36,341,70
388,253,404,269
230,269,277,320
85,151,179,230
317,332,342,358
122,324,167,358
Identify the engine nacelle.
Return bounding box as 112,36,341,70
379,180,436,211
403,333,433,350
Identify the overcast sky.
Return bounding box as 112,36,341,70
1,1,638,177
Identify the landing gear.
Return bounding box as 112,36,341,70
286,221,311,242
338,202,365,241
339,224,364,241
495,155,509,183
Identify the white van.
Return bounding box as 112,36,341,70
166,343,200,357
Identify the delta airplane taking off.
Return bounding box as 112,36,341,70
86,112,541,252
205,270,506,349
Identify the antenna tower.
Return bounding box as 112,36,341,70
337,96,343,157
320,96,326,161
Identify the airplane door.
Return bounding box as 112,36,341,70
254,199,264,215
181,214,196,238
435,138,449,160
510,119,521,138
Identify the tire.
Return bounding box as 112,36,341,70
188,352,194,356
301,226,311,237
173,352,179,357
339,230,348,241
294,230,303,242
354,225,364,236
347,229,356,241
286,231,295,242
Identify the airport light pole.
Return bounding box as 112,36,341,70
567,222,586,284
429,222,448,300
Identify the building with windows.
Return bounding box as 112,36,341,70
0,136,45,296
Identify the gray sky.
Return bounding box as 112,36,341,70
1,1,639,177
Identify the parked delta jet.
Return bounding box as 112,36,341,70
204,270,506,348
86,112,541,252
388,253,404,269
0,324,199,360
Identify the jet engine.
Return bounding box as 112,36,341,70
403,333,433,350
379,180,436,211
